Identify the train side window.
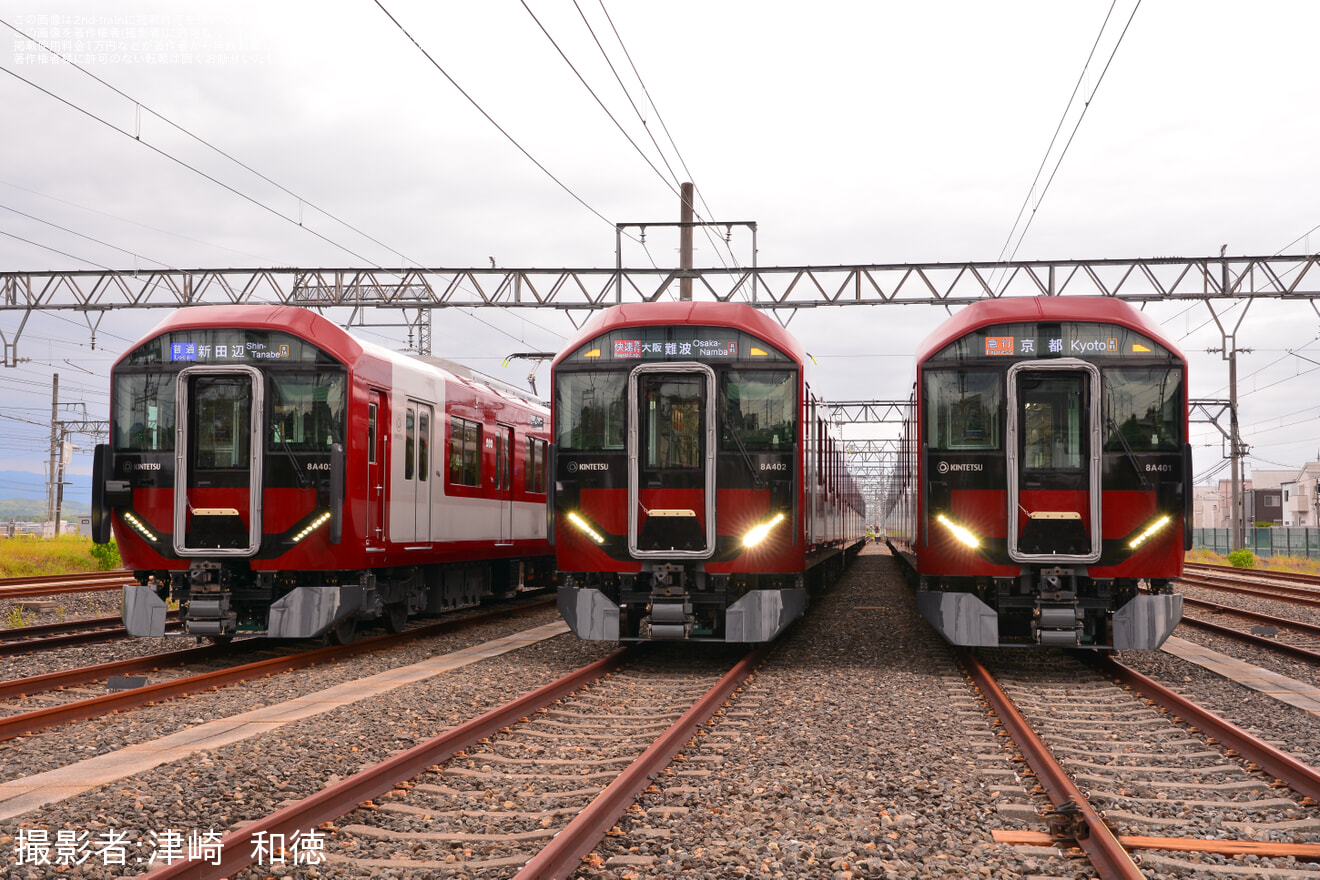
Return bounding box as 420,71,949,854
924,370,1003,451
418,409,430,482
449,416,481,487
1103,367,1182,452
367,404,378,464
405,408,416,480
525,437,547,494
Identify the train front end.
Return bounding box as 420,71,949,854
551,303,806,642
94,307,354,641
906,297,1187,649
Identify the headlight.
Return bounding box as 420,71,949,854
121,511,159,543
742,512,786,548
936,513,980,549
1128,514,1172,549
292,511,332,543
567,511,605,544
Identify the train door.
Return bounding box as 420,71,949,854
173,366,264,556
496,424,514,544
627,363,717,558
366,391,386,550
1006,360,1102,563
400,401,433,544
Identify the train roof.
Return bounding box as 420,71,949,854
914,296,1185,364
553,301,807,367
115,305,545,409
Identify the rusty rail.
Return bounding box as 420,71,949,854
959,649,1143,880
1095,654,1320,803
515,643,773,879
138,648,637,880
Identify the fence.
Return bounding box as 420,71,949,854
1193,527,1320,559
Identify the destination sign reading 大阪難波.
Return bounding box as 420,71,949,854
613,338,737,359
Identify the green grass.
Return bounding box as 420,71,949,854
1186,548,1320,575
0,534,120,578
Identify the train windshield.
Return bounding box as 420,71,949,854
1103,366,1182,452
722,370,796,451
924,370,1003,451
114,374,177,451
268,373,346,452
555,372,627,450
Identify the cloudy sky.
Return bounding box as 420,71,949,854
1,0,1318,499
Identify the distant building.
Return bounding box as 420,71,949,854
1280,462,1320,527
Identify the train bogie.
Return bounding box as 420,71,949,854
96,306,553,642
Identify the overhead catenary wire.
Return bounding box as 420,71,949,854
992,0,1142,290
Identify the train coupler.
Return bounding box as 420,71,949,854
641,599,693,639
185,594,237,637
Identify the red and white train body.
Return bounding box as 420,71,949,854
94,305,552,642
884,297,1187,648
551,302,866,642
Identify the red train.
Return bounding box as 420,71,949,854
883,296,1187,648
92,305,553,642
550,302,867,642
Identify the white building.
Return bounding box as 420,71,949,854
1281,462,1320,527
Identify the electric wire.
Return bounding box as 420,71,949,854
0,202,172,269
0,17,422,271
993,1,1142,289
370,0,619,234
570,0,739,273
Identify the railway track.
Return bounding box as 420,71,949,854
961,649,1320,878
0,612,184,657
0,569,132,599
0,597,554,742
1186,562,1320,590
135,643,767,880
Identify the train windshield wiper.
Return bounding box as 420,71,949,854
1106,416,1150,490
719,386,765,489
277,432,309,488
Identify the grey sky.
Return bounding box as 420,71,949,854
1,1,1318,490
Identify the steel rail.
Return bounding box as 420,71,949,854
1179,574,1320,609
1180,613,1320,665
0,640,243,700
1094,654,1320,803
0,597,553,741
0,570,129,588
1182,596,1320,638
0,616,184,657
514,643,773,880
137,647,638,880
0,613,133,641
1185,563,1320,588
0,573,132,600
959,649,1143,880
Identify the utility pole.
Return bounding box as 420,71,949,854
46,372,59,533
679,182,694,301
1206,253,1253,551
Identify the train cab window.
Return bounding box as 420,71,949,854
192,375,251,470
268,373,345,452
641,374,703,470
555,372,626,451
525,437,547,494
1103,367,1182,452
114,374,176,451
449,416,481,487
1021,374,1085,471
924,370,1002,451
722,370,796,452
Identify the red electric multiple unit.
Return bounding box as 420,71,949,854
93,305,552,642
550,302,866,642
883,296,1187,648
